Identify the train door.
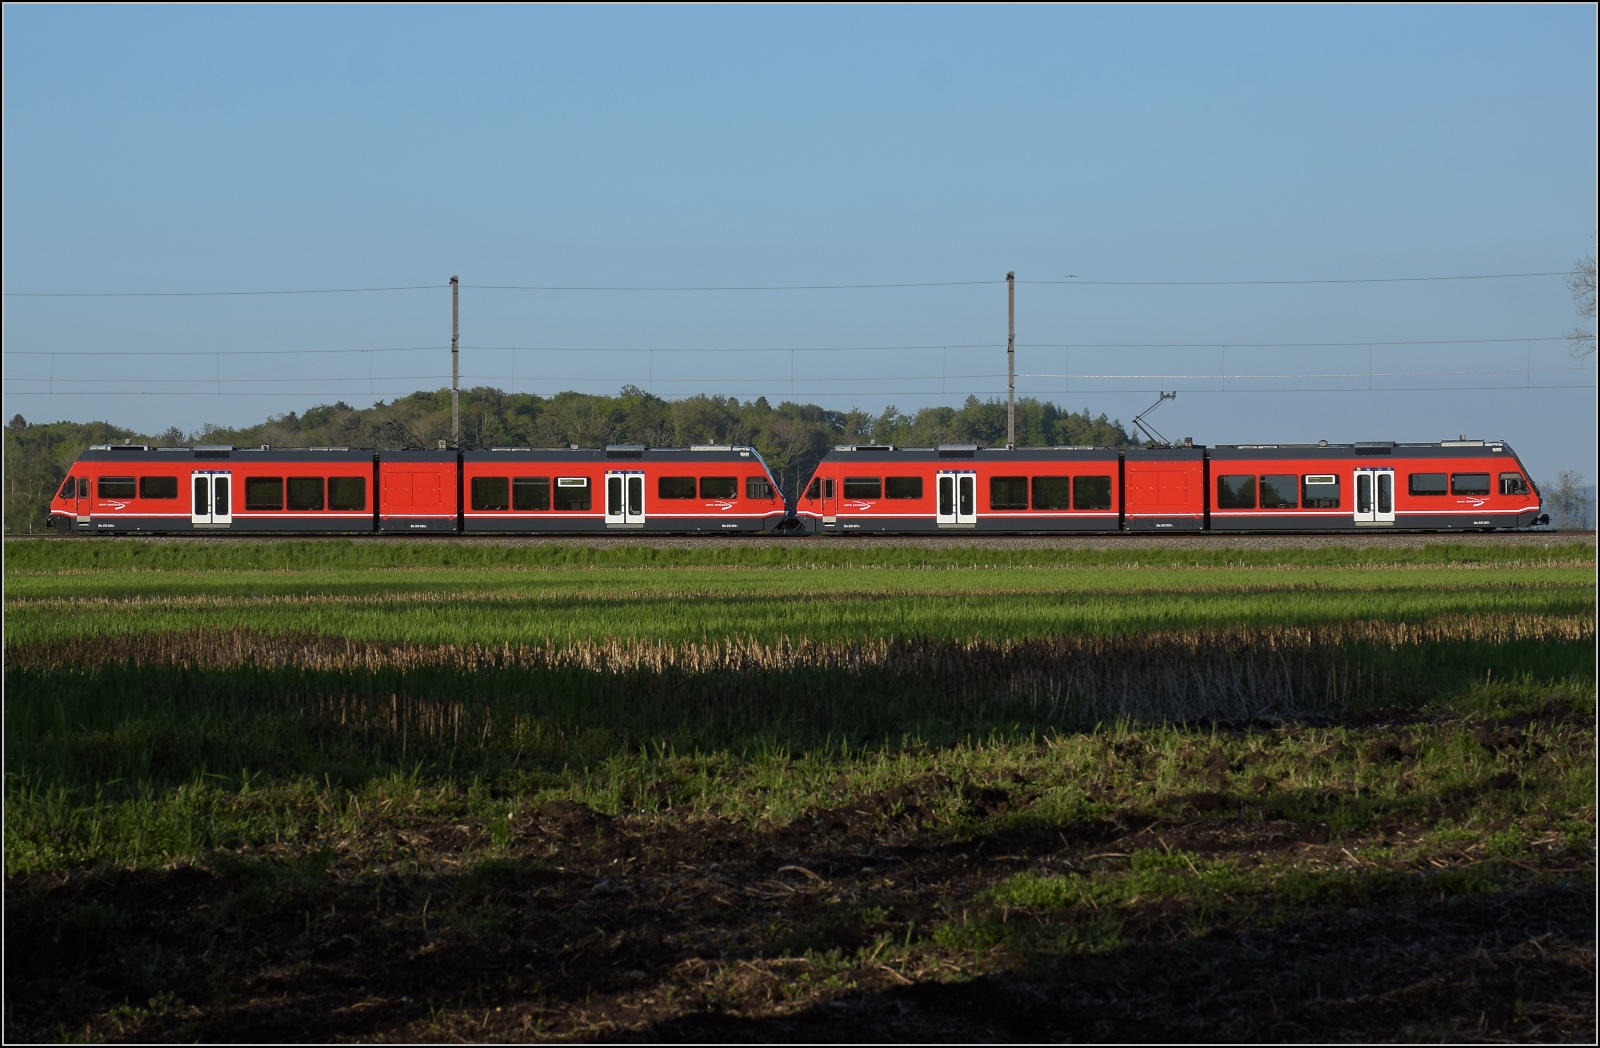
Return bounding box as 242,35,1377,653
191,470,233,529
604,470,645,528
820,477,838,526
936,471,977,527
74,474,91,527
1353,467,1395,527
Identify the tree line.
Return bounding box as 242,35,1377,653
3,389,1133,533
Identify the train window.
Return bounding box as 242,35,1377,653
990,476,1028,510
659,476,696,499
700,476,738,499
79,477,90,499
1409,473,1447,496
885,476,923,499
1217,475,1256,509
59,476,76,499
329,477,367,511
513,477,549,511
1302,475,1341,508
843,477,882,499
244,477,283,511
805,478,821,500
1259,475,1298,509
471,476,511,511
746,476,774,500
554,477,592,511
1499,473,1529,496
287,477,325,511
1073,476,1113,511
1031,477,1071,510
1451,473,1490,496
98,476,137,499
139,476,179,500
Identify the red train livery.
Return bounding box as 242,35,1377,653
792,439,1545,533
49,444,787,535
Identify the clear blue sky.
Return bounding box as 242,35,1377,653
4,5,1594,480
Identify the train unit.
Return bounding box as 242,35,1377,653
791,439,1546,534
48,443,788,535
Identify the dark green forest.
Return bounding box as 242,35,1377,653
4,388,1132,533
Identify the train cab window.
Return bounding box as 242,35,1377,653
1409,473,1447,496
59,476,76,499
990,476,1028,510
805,478,821,500
658,476,697,499
140,476,179,500
1499,473,1529,496
329,477,366,511
885,476,922,499
1302,475,1341,508
1032,476,1071,510
554,477,591,511
244,477,284,510
98,476,137,499
471,477,510,511
1073,476,1113,511
78,477,89,499
288,477,325,511
843,477,882,499
513,477,549,511
746,476,775,500
1451,473,1491,496
1259,475,1299,509
1217,475,1256,509
700,476,738,500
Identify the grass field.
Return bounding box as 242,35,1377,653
4,538,1595,1041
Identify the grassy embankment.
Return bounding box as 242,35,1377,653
4,539,1595,1041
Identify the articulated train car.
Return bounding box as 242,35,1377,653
792,439,1546,534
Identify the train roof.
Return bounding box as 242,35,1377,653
818,438,1521,463
73,443,773,466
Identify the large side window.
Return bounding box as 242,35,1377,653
139,476,178,500
98,476,137,499
1452,473,1490,496
990,476,1028,510
1499,472,1529,496
470,476,510,511
513,477,549,510
1259,474,1298,509
843,477,882,499
287,476,325,511
1073,476,1113,511
1217,475,1256,509
328,477,366,511
658,476,697,499
1031,476,1071,510
554,477,591,511
746,476,775,500
1302,475,1341,508
885,476,923,499
1409,473,1447,496
700,476,738,499
244,477,284,510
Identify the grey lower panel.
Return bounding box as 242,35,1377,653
823,516,1120,534
462,515,785,535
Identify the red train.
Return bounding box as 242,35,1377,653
48,437,1546,536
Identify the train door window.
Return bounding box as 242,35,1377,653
288,477,325,511
1451,473,1491,496
805,478,821,500
746,476,775,500
512,477,549,510
938,475,955,517
1073,476,1113,511
1356,473,1372,514
958,474,976,518
990,477,1028,510
659,476,696,499
59,476,76,499
627,475,645,519
885,476,923,499
328,477,367,511
1216,475,1256,509
700,476,738,499
193,476,208,516
1259,475,1299,509
1377,472,1393,514
78,477,90,499
1032,476,1071,510
139,476,179,500
606,475,624,517
244,477,284,510
843,477,882,499
470,477,510,511
1408,473,1447,496
98,476,137,499
554,477,591,511
1302,475,1341,508
1499,473,1529,496
214,477,230,516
